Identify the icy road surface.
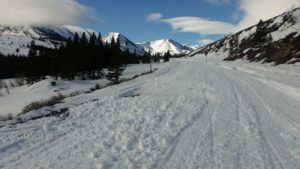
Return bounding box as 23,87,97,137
0,55,300,169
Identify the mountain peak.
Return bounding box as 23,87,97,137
107,32,121,37
140,39,192,55
0,25,192,57
102,32,145,56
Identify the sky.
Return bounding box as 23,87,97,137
0,0,300,46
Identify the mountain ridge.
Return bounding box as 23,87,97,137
139,39,193,55
0,25,192,56
189,7,300,65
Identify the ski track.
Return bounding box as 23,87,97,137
0,56,300,169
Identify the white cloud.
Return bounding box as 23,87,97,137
236,0,300,30
155,0,300,36
0,0,95,26
146,13,163,22
199,39,214,46
162,17,235,35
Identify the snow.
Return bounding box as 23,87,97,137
270,9,300,42
189,7,300,60
41,26,73,39
0,26,40,38
61,25,98,39
102,33,146,56
140,39,192,55
0,25,193,56
243,48,251,54
0,25,104,56
188,44,200,50
0,34,55,56
0,55,299,168
269,16,284,27
0,25,98,56
238,26,257,43
270,20,300,41
0,64,157,117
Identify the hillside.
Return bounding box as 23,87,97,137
0,25,96,56
0,26,191,56
189,7,300,65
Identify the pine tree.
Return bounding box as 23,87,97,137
254,19,268,46
77,32,88,79
97,33,103,46
107,37,126,84
73,33,80,45
89,32,97,46
95,32,105,78
25,44,39,84
163,50,171,62
228,39,235,58
88,32,98,78
80,32,88,45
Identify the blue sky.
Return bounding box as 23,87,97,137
78,0,241,45
1,0,299,46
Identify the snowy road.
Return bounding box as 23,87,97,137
0,55,300,169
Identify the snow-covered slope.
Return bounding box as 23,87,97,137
102,32,146,56
0,26,147,56
0,25,97,40
140,39,193,55
189,7,300,65
189,44,201,50
0,64,158,116
0,56,299,168
0,34,56,56
0,25,98,56
0,26,146,56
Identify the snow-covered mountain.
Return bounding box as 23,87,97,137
0,25,97,40
189,7,300,65
102,32,145,56
189,45,201,50
0,26,146,56
140,39,193,55
0,25,97,56
0,25,192,57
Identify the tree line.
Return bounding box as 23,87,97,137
0,32,171,84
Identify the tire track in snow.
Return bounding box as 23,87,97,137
236,79,286,169
202,64,289,169
156,99,209,168
1,58,299,169
225,70,289,169
210,67,243,169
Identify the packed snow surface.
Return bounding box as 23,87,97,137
0,64,155,116
0,55,300,169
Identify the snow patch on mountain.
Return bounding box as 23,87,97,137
0,25,99,56
0,35,56,56
102,32,146,56
60,25,98,39
189,7,300,65
0,26,40,38
140,39,192,55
